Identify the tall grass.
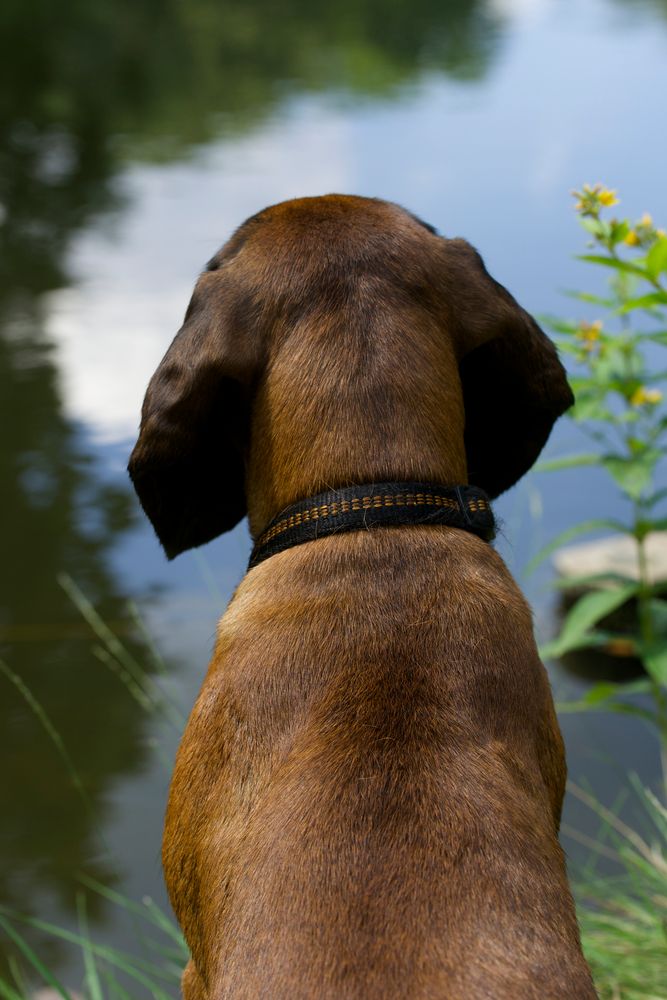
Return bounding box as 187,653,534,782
567,780,667,1000
0,880,187,1000
0,583,187,999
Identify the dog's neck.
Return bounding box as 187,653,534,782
244,312,468,539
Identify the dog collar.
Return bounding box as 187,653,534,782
248,482,495,569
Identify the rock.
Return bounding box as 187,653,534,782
31,990,83,1000
553,531,667,588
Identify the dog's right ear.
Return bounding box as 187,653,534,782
128,267,261,559
439,239,573,499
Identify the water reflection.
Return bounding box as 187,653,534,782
0,299,143,869
0,0,509,976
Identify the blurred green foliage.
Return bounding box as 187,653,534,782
538,186,667,769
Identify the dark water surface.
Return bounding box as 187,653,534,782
2,0,667,988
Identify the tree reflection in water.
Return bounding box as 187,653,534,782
0,0,504,976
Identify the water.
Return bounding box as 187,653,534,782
1,0,666,988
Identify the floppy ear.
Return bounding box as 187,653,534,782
443,239,574,498
128,268,260,558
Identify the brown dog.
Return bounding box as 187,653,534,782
129,195,596,999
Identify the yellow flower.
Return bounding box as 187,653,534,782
576,320,602,350
598,188,619,207
641,212,653,227
624,230,640,246
576,320,602,340
573,183,620,217
630,387,663,406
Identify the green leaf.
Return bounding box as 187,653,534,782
579,677,652,705
609,220,631,246
646,236,667,279
648,597,667,627
577,254,650,279
543,316,581,335
540,632,606,660
580,217,609,239
638,329,667,346
644,486,667,509
556,341,587,359
555,677,653,714
641,644,667,684
617,291,667,314
635,603,667,681
560,290,616,308
570,392,612,421
594,342,644,384
544,583,639,658
601,450,661,500
525,518,630,575
616,409,640,424
536,453,600,473
580,682,626,705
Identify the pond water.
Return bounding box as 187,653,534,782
2,0,667,989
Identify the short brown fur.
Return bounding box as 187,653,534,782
129,195,596,998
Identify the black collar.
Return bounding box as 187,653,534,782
249,481,495,569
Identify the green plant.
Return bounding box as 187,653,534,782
566,777,667,1000
0,880,186,999
0,587,187,998
534,185,667,768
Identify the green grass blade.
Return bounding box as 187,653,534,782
77,878,186,951
0,982,23,1000
77,892,104,1000
0,915,71,999
0,659,91,815
102,970,135,1000
572,778,667,998
58,574,184,728
140,901,186,951
7,957,28,999
92,644,153,710
126,601,167,675
0,909,179,989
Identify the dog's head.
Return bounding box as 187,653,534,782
128,195,573,558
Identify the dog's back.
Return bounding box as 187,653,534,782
130,195,596,998
164,529,593,999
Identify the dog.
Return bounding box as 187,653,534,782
129,195,597,999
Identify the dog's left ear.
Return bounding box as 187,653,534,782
441,239,574,498
128,267,261,558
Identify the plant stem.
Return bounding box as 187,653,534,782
634,509,667,791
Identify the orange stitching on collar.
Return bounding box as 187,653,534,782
257,492,480,547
